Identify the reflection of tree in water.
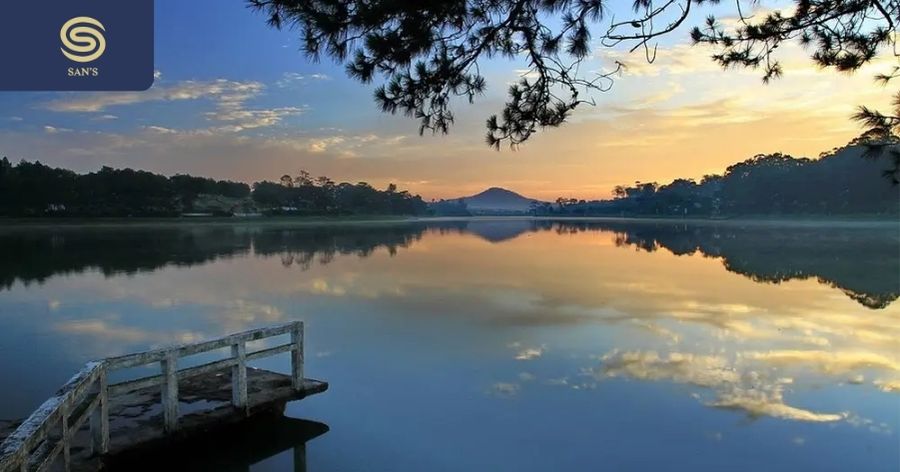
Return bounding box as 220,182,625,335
0,223,468,289
251,224,435,270
2,219,896,309
0,227,253,290
529,220,900,309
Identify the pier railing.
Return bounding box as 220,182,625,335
0,321,305,472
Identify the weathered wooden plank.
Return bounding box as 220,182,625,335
105,322,298,369
245,343,294,362
8,373,328,472
90,369,109,456
232,343,248,413
68,394,99,443
103,351,167,370
0,448,25,472
60,403,70,472
177,324,294,358
294,443,307,472
108,355,247,395
108,349,291,396
99,369,327,456
160,352,178,433
108,375,162,397
0,362,102,467
1,321,318,472
291,323,304,391
33,438,64,472
177,358,237,381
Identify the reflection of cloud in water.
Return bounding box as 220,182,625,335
3,220,897,437
2,220,897,309
55,319,156,343
222,299,284,326
487,382,520,398
593,350,847,423
19,223,897,404
53,318,206,357
518,372,536,381
874,379,900,393
745,350,900,376
514,347,544,361
630,320,681,344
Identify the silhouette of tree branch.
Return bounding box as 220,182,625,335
249,0,900,148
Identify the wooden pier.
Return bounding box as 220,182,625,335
0,321,327,472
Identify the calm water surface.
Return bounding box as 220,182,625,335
0,219,898,471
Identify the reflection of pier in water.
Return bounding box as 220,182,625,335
105,416,328,471
0,219,896,308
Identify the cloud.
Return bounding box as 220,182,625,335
221,299,283,327
712,387,845,423
606,44,724,78
268,133,407,157
44,79,265,113
514,347,544,360
308,278,347,296
590,36,897,143
0,125,420,189
144,125,178,134
745,350,900,375
630,319,681,343
54,319,156,343
276,72,331,88
874,379,900,393
43,125,72,134
599,351,740,388
307,136,346,153
595,350,847,423
42,78,307,134
205,106,307,133
603,13,890,82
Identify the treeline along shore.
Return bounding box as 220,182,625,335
532,137,900,218
1,135,898,219
0,160,428,217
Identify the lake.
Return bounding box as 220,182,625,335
0,218,898,471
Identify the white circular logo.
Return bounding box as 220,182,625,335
60,16,106,63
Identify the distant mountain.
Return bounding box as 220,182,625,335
460,187,543,213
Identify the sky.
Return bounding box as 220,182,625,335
0,0,896,201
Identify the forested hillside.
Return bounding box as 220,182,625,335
537,139,899,218
0,160,427,217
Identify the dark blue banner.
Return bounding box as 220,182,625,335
0,0,154,91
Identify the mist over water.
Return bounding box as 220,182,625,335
0,219,897,471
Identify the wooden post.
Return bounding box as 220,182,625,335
291,322,304,391
231,341,248,413
161,351,179,433
91,368,110,455
293,442,307,472
17,449,27,472
60,403,71,471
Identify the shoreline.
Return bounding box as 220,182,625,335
0,214,897,231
